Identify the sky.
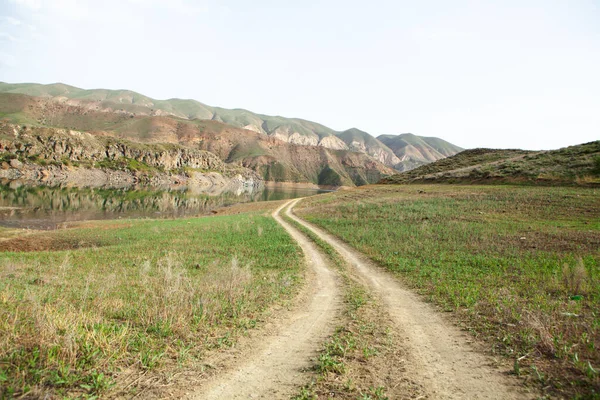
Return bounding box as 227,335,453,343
0,0,599,150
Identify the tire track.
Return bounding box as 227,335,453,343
190,199,341,399
287,201,529,399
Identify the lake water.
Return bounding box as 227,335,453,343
0,182,331,230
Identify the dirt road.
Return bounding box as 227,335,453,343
192,198,528,399
287,199,529,399
190,200,341,399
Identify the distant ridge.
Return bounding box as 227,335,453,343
0,82,463,171
378,133,464,171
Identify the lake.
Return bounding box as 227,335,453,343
0,181,331,230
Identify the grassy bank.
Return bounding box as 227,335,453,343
295,184,600,398
0,207,302,398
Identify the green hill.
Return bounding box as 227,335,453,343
0,82,80,97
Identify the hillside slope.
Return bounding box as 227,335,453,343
381,143,600,185
0,82,345,149
0,82,462,170
0,93,394,186
377,133,464,171
335,128,401,167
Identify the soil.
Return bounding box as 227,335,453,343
0,233,101,252
210,199,289,216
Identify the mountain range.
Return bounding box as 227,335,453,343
0,82,464,185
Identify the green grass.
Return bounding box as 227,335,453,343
296,184,600,398
93,157,154,173
317,166,343,186
0,211,303,398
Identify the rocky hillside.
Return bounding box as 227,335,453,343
0,122,259,187
377,133,464,171
335,128,401,167
0,93,394,186
0,82,462,170
381,142,600,186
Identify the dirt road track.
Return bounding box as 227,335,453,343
287,199,529,399
191,197,529,399
190,200,341,399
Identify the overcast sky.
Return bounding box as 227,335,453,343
0,0,599,150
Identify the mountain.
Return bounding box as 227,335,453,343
380,142,600,186
0,82,462,171
0,82,345,148
335,128,401,167
0,92,394,186
377,133,464,171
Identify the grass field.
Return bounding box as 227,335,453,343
0,208,302,398
295,184,600,398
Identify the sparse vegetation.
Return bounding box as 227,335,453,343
593,156,600,176
0,210,303,398
296,184,600,398
317,166,342,186
382,141,600,186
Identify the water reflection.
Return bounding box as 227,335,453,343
0,181,330,229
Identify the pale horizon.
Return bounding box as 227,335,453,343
1,0,599,151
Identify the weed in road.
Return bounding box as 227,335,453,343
286,211,424,399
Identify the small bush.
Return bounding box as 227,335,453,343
562,258,588,295
0,152,17,163
592,156,600,176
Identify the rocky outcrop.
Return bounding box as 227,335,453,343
289,131,320,147
0,123,261,188
335,129,403,167
318,135,349,151
346,140,401,166
270,127,319,147
243,124,263,134
268,126,349,151
0,163,138,187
